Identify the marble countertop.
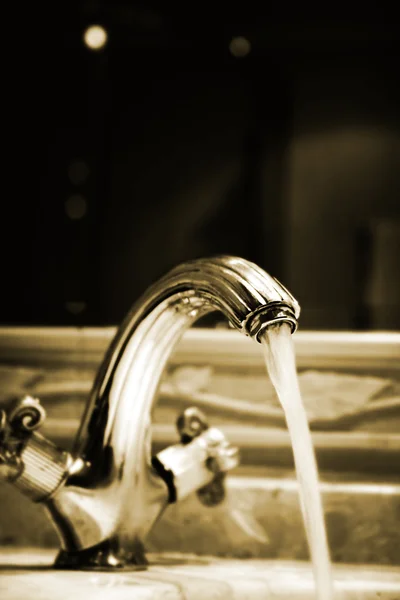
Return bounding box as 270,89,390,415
1,548,400,600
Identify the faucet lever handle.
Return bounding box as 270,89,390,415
196,427,239,507
176,407,208,443
7,396,46,435
0,396,47,475
172,406,239,507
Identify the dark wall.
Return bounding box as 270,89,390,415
287,53,400,329
102,51,291,322
3,6,400,329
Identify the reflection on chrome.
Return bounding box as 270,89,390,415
0,256,299,570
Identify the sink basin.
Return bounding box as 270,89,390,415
148,470,400,566
1,472,399,600
1,549,399,599
1,328,399,597
1,469,399,566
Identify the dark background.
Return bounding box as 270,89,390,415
3,4,400,329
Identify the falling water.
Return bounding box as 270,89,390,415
261,323,334,600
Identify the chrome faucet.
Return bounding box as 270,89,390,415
0,256,299,570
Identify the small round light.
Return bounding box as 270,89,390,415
83,25,108,51
65,194,88,220
229,36,251,58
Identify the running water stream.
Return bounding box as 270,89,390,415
261,323,335,600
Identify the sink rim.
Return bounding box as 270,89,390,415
1,548,399,598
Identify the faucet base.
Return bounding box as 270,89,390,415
54,537,148,571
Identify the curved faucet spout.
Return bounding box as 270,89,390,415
0,256,300,570
76,255,299,466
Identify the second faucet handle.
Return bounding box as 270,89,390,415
176,407,209,444
0,396,46,460
7,396,46,435
154,406,239,506
176,406,239,507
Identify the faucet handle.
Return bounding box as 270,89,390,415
154,406,238,506
0,396,72,501
7,396,46,435
0,396,47,478
176,407,208,443
0,396,46,450
196,427,239,507
175,407,239,507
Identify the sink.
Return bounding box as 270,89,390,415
1,468,399,566
1,549,400,599
0,327,399,597
147,470,400,565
